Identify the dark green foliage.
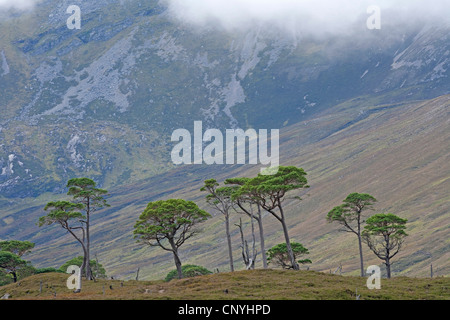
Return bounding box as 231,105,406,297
201,179,238,272
38,201,85,227
38,178,110,281
134,199,211,244
15,264,37,281
0,251,26,270
0,241,36,284
225,177,253,206
224,177,251,186
58,256,107,279
225,176,269,269
327,193,377,228
232,166,309,271
34,267,65,274
66,178,109,211
267,242,312,269
363,213,408,237
0,273,12,286
0,240,35,257
201,179,239,207
362,213,408,278
0,251,30,283
327,192,377,276
134,199,211,279
164,265,213,282
232,166,309,207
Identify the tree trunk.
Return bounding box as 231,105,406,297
76,259,83,292
385,235,391,279
236,218,249,267
78,244,87,292
237,202,267,269
66,223,88,286
357,213,364,277
169,238,183,279
173,252,183,279
257,205,268,269
81,242,89,280
279,205,299,270
12,271,17,283
225,213,234,272
281,220,299,270
357,233,364,277
81,255,87,279
249,211,257,269
385,259,391,279
85,199,92,280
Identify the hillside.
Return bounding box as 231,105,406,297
2,0,450,198
0,270,448,300
2,93,449,281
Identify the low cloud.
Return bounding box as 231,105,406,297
165,0,450,37
0,0,40,11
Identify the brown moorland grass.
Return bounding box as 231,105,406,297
0,269,448,300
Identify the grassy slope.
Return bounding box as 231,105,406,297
0,270,448,300
283,95,450,278
2,94,449,281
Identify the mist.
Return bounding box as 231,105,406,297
165,0,450,37
0,0,39,10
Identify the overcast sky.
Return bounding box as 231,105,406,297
165,0,450,36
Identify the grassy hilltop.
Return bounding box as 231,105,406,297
0,269,448,300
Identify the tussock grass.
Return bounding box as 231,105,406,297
0,269,448,300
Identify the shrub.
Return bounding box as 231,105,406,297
59,256,107,279
267,242,312,269
35,267,65,274
165,264,212,282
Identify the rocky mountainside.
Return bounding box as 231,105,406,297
1,0,450,198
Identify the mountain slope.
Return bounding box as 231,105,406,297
2,0,450,197
2,93,448,280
